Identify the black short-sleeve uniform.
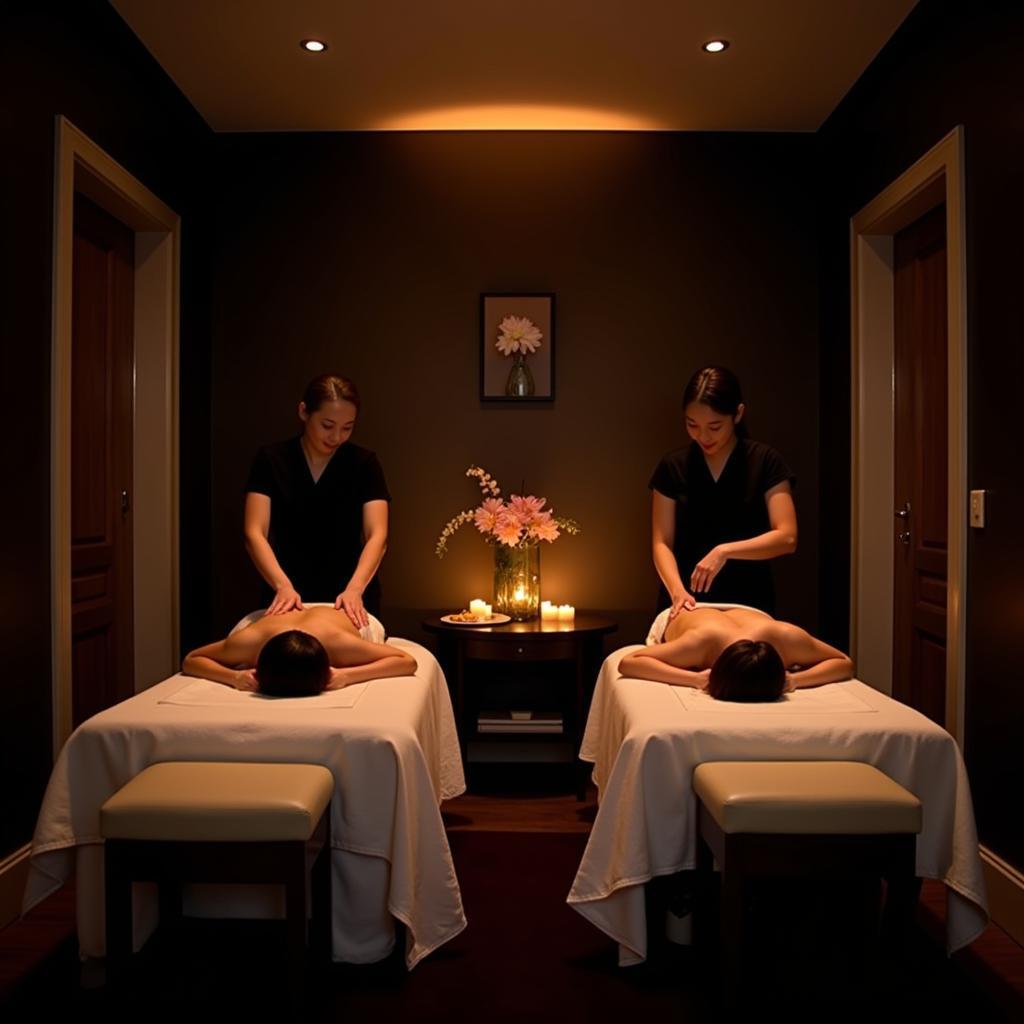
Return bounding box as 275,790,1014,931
246,438,391,615
649,439,794,614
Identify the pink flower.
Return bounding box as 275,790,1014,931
474,498,505,535
528,512,560,542
509,494,546,523
494,513,524,546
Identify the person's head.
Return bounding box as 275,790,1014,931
255,630,330,697
682,366,746,455
706,639,785,702
298,374,360,458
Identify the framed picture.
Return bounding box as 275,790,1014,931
480,293,555,402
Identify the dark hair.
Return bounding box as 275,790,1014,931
301,374,361,414
706,640,785,703
255,630,330,697
682,366,747,437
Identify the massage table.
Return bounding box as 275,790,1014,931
24,621,466,970
566,608,989,965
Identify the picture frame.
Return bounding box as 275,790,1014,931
480,293,555,402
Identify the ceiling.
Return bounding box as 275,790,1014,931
110,0,918,132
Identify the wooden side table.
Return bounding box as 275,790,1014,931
423,613,617,799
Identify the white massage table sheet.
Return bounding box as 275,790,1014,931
24,638,466,969
567,646,988,966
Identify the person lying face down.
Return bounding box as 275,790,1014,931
619,606,852,700
182,606,417,694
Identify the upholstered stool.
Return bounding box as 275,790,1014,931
100,762,334,996
692,761,923,999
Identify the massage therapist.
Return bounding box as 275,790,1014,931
244,373,390,628
650,365,797,618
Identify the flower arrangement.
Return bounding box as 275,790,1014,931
436,466,579,558
495,315,543,357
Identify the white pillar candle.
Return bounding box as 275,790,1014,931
558,604,575,622
541,601,559,622
469,599,488,618
483,603,493,618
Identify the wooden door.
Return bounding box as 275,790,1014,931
71,195,135,726
892,204,947,725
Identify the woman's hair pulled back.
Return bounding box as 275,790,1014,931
302,374,360,414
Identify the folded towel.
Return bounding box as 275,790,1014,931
158,677,368,709
672,682,876,714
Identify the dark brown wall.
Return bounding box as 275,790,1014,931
817,0,1024,868
210,132,821,645
0,1,213,858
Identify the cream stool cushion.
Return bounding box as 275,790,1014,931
100,762,334,843
692,761,922,835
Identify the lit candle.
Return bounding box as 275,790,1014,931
483,603,493,618
469,599,488,618
541,601,559,622
558,604,575,622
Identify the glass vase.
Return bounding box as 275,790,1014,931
493,544,540,621
504,353,535,397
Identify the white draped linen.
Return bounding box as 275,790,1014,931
567,647,988,966
24,638,466,969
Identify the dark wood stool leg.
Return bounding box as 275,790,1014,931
310,832,333,964
882,874,922,954
285,846,309,1001
719,837,744,1009
104,841,134,979
693,828,715,959
159,880,183,933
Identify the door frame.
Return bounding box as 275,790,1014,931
51,116,181,756
849,125,966,740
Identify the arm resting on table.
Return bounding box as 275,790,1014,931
619,652,709,689
787,656,854,691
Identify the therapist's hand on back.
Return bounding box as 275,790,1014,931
336,587,370,630
668,588,697,620
268,584,304,615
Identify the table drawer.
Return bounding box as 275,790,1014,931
462,638,578,662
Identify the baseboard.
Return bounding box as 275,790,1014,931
981,844,1024,948
0,845,32,930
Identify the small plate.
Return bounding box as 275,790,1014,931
440,613,512,627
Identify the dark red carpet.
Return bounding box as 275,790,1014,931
1,830,1013,1020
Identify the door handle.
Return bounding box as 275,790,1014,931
894,502,911,520
121,489,130,516
898,530,911,545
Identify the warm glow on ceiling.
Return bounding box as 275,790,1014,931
378,104,663,131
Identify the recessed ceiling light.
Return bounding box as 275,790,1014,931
300,39,327,53
702,40,729,53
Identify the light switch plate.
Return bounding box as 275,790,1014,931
970,489,986,528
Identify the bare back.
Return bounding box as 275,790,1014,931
220,607,361,668
661,607,842,669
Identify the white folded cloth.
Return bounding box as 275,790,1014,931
158,677,367,709
673,682,875,714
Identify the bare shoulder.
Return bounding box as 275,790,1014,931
768,621,847,664
665,607,728,642
215,629,263,668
